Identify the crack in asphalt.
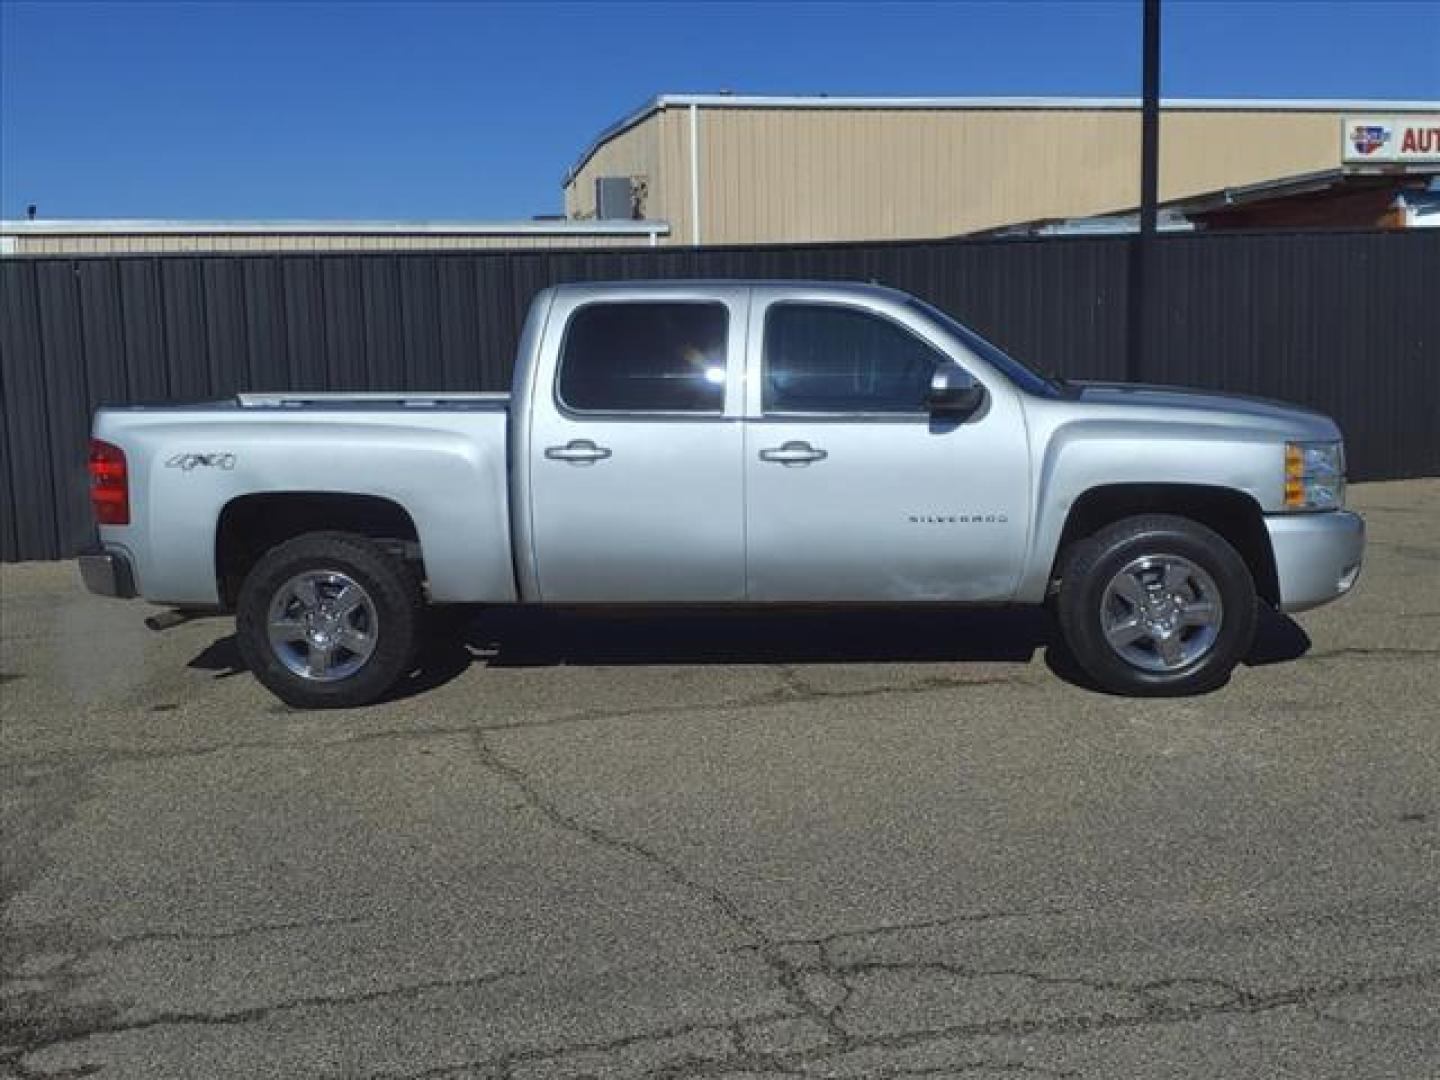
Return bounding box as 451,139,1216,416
660,966,1440,1080
0,737,341,773
463,670,1033,737
3,967,526,1060
357,732,1440,1080
362,1011,778,1080
837,1066,1082,1080
8,611,1438,1075
1,913,377,1017
361,1007,1085,1080
2,671,1032,774
10,855,1439,1079
1303,646,1440,663
896,1068,1080,1079
470,730,761,940
349,963,1440,1080
772,906,1079,954
12,877,1436,1078
469,728,851,1050
4,671,1036,1075
7,1060,104,1080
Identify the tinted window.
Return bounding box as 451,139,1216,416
763,304,945,414
559,302,728,413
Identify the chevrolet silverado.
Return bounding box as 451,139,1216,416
80,281,1364,706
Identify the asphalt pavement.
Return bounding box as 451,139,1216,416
3,479,1438,1079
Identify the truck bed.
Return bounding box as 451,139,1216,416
93,392,516,605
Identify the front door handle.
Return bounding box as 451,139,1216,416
759,440,828,466
545,439,613,465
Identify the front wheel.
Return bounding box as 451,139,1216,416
1057,515,1257,696
236,531,422,709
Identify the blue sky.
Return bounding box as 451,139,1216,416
2,1,1437,220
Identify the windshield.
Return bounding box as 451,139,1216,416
905,298,1068,399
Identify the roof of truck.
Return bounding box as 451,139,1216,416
552,279,909,298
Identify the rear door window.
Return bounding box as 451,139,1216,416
558,302,729,414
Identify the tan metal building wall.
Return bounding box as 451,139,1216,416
564,96,1440,244
562,117,661,221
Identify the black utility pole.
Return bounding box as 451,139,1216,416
1128,0,1161,383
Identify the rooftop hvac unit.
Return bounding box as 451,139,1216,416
595,177,634,220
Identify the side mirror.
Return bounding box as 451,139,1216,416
927,360,985,415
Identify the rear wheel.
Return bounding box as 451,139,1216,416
1057,514,1256,696
236,531,422,708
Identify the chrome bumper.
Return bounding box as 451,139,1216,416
1264,511,1365,613
78,547,137,599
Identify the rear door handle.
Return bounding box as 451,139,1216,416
759,440,828,466
545,439,613,465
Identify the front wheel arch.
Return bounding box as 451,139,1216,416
1050,483,1279,607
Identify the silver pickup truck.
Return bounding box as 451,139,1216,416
81,281,1364,707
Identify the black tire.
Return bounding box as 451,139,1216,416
1057,514,1256,696
236,531,423,709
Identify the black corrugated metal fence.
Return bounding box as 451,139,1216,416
2,230,1436,562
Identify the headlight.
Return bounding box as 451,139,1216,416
1284,441,1345,511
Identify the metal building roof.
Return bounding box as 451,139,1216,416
564,93,1440,185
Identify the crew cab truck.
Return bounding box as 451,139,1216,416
80,281,1365,707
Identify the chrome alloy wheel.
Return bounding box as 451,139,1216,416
1099,554,1223,672
266,570,379,681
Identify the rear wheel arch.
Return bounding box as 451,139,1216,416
1050,483,1279,606
216,492,424,608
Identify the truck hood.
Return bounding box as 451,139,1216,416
1069,381,1341,441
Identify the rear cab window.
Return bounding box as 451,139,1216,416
557,302,729,414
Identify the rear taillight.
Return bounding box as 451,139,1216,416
89,439,129,525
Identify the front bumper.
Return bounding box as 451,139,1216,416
1264,510,1365,613
78,546,137,599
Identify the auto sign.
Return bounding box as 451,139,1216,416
1343,115,1440,163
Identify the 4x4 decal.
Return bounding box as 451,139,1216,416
164,452,236,471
